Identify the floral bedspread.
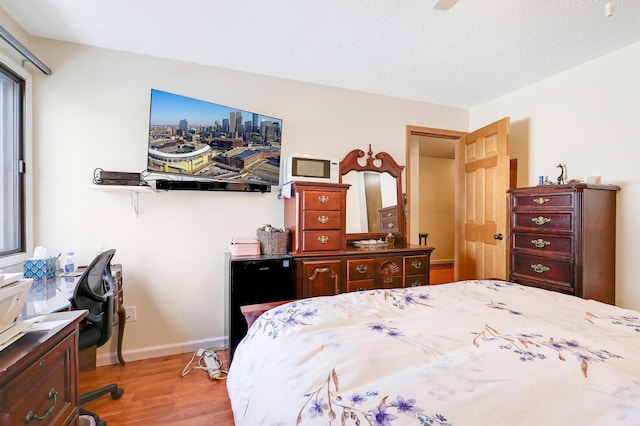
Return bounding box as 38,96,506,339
226,280,640,425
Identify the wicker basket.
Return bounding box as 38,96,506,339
256,229,289,255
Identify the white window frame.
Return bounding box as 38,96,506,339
0,51,32,270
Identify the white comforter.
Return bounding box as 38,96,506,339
227,280,640,425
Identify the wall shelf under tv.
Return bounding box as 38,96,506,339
154,179,271,193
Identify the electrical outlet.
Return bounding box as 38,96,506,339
125,306,137,321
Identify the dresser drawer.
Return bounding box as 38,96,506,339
512,253,573,285
302,210,342,230
380,217,398,232
513,233,573,255
0,335,76,426
511,193,574,208
301,190,343,211
513,212,573,232
347,258,375,281
404,274,428,287
376,257,403,288
301,230,343,251
404,255,429,276
346,279,376,292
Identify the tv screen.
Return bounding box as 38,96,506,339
147,89,283,191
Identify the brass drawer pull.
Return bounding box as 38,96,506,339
317,215,329,224
532,216,551,226
317,195,330,204
533,197,550,204
531,264,550,274
407,280,421,287
356,265,368,274
410,260,422,270
385,222,396,229
25,388,57,424
383,278,394,284
531,239,550,248
317,235,329,244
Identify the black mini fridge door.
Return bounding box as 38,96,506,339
228,255,295,363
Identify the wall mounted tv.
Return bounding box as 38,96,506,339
147,89,283,193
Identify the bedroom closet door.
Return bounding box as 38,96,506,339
455,117,513,281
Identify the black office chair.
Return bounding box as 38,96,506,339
72,249,124,426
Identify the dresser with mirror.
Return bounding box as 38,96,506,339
284,146,435,298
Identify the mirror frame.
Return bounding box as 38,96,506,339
340,145,406,244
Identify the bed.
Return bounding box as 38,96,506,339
227,280,640,425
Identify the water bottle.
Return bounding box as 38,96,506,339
63,252,75,273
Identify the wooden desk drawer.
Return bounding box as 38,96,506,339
301,230,342,251
302,210,342,230
512,193,574,208
513,233,573,254
513,212,573,232
347,258,375,281
376,257,403,277
301,190,343,211
0,334,76,426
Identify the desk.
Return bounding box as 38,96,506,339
0,310,87,425
20,264,126,366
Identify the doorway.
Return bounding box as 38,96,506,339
406,126,465,276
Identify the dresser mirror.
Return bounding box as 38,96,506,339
340,145,406,244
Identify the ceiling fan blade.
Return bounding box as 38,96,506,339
432,0,460,10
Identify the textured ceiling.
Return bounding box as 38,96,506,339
1,0,639,108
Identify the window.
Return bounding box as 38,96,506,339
0,64,25,260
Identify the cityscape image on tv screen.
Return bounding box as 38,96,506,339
147,89,283,186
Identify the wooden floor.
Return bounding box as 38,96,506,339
79,350,234,425
79,264,454,425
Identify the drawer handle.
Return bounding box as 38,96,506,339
385,222,396,229
531,239,550,248
385,212,393,217
531,216,551,226
407,280,421,287
317,195,330,204
317,235,329,244
316,215,329,224
356,265,368,274
410,260,422,269
25,388,57,424
533,197,550,204
383,278,394,284
531,264,550,274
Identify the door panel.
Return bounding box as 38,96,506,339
456,117,512,281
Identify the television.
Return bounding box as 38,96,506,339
147,89,283,192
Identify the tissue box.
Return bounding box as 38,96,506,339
23,257,57,281
230,238,261,256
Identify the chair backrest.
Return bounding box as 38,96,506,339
72,249,116,348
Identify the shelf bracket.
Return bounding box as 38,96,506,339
130,190,139,217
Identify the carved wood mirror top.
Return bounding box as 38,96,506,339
339,145,406,244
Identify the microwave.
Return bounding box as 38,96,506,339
284,154,340,184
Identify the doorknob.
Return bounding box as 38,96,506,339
493,233,504,240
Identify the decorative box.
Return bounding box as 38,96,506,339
229,238,261,256
23,257,57,281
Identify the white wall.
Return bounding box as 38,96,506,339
23,37,467,362
471,41,640,311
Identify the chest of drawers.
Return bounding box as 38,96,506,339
284,182,350,254
508,184,619,304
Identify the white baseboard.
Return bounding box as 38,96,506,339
96,336,228,367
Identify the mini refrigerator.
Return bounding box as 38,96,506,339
226,254,295,363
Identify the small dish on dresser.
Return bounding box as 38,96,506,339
353,239,388,249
